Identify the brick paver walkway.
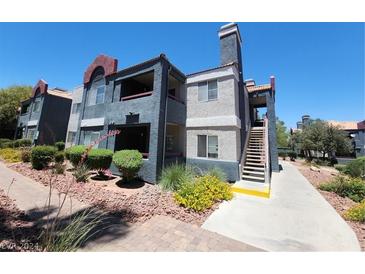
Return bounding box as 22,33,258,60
83,215,262,251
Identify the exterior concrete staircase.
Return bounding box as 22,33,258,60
241,127,266,183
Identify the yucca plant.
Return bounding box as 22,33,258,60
41,209,105,252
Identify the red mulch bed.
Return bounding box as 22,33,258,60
0,188,41,252
8,163,216,226
291,160,365,251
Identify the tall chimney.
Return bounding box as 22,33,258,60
219,23,243,78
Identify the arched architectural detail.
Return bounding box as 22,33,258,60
83,54,118,84
31,79,48,97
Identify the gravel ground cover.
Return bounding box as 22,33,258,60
8,162,216,226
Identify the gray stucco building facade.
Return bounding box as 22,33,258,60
69,23,279,183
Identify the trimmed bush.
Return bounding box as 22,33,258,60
86,148,113,171
31,146,56,170
0,138,12,148
20,148,31,162
55,141,65,151
112,150,143,182
204,167,227,182
0,148,21,163
287,151,297,161
344,157,365,178
278,152,287,160
344,200,365,222
159,164,196,191
55,152,65,164
319,176,365,202
174,175,233,212
13,138,32,148
67,145,87,167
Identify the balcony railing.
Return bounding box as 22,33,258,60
121,91,152,101
168,94,185,105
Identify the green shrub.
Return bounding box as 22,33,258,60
334,164,346,173
55,141,65,151
344,200,365,222
20,147,31,162
13,138,32,148
0,148,21,163
344,157,365,178
112,150,143,182
0,139,12,148
159,164,196,191
174,175,233,212
72,164,90,182
67,145,87,167
55,152,65,164
319,176,365,202
278,152,287,160
204,167,227,182
287,151,297,161
86,148,113,171
30,146,56,170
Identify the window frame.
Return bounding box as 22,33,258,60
95,85,105,105
83,131,100,148
197,134,218,159
197,79,218,102
33,99,41,113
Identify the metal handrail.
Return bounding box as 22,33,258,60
264,117,270,184
240,124,251,174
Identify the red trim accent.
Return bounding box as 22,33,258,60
121,91,153,101
141,153,149,158
168,94,185,105
31,79,48,97
83,55,118,84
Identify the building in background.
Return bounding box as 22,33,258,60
15,80,72,145
65,85,83,148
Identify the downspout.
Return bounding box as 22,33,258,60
162,65,171,169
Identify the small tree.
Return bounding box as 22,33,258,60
276,117,289,148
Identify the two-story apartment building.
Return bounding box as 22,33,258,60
71,23,279,184
15,80,72,145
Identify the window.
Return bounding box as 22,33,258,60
71,103,81,114
27,128,36,140
83,131,100,148
197,135,218,158
96,86,105,104
33,100,41,112
67,131,76,144
198,80,218,102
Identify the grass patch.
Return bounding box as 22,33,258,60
158,164,196,191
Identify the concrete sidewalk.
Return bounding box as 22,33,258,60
0,162,86,218
202,161,361,251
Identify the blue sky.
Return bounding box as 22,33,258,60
0,23,364,128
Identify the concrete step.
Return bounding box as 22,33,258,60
246,155,263,158
242,170,265,176
242,175,265,181
245,162,265,167
243,166,265,171
247,148,264,151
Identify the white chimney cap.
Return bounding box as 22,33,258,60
219,23,242,44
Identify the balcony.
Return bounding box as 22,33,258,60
120,71,154,101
